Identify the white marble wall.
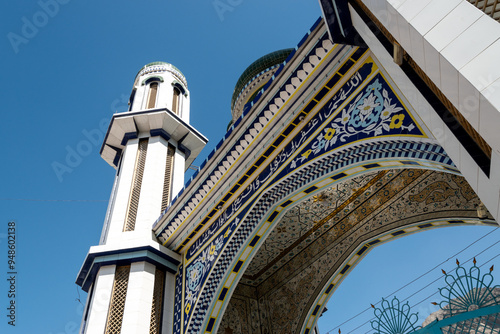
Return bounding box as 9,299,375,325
81,265,116,333
99,134,187,245
121,262,157,334
352,0,500,221
135,137,170,233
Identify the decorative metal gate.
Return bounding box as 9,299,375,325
370,260,500,334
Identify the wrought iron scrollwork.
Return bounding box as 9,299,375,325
370,297,420,334
437,259,499,317
371,259,500,334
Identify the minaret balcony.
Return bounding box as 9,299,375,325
100,107,207,169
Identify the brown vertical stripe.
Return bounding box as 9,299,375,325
172,87,180,115
161,145,175,213
124,138,148,231
105,266,130,333
149,269,166,334
147,83,158,109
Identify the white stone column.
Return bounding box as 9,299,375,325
82,265,116,334
104,139,139,242
121,262,157,334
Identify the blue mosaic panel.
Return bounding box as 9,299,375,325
288,71,422,172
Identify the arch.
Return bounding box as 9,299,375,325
170,51,473,334
163,36,497,333
297,218,495,334
172,86,181,115
175,143,480,334
205,168,495,334
311,225,499,334
147,82,159,109
172,81,187,96
141,75,164,86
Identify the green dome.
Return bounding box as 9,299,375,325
231,49,293,110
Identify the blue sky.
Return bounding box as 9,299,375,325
0,1,498,333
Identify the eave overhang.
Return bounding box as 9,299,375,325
76,241,181,292
100,108,208,170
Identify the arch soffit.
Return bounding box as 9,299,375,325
189,161,470,333
215,168,496,334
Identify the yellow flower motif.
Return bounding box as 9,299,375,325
185,303,191,314
209,244,216,255
389,114,405,129
302,149,312,160
324,128,336,140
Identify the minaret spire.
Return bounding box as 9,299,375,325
76,62,207,334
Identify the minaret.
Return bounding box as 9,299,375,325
76,62,207,334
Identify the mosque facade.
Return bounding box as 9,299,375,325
76,1,500,333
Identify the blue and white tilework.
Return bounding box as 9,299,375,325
179,56,454,333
